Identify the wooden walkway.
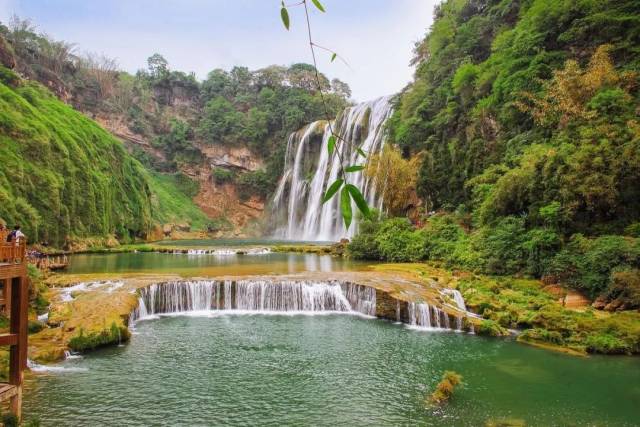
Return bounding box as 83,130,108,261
0,232,28,420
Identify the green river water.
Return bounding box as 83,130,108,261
23,244,640,426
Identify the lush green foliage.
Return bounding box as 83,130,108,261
69,323,129,352
458,275,640,354
196,64,349,191
349,214,640,306
358,0,640,309
389,0,640,236
0,19,352,207
0,67,207,246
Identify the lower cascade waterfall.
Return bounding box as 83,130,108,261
132,279,377,320
130,280,471,332
407,302,454,330
271,96,394,241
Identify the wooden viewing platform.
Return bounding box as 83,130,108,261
0,233,28,420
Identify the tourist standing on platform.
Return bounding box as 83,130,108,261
6,225,25,243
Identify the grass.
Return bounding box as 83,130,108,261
147,172,209,230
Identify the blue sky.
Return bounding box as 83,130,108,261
0,1,437,101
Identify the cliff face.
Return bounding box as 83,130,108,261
189,145,265,235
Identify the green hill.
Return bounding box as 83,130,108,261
0,66,207,246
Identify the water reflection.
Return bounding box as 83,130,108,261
66,252,366,275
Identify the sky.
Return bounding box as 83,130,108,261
0,0,438,102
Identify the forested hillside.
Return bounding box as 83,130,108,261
0,17,351,240
352,0,640,309
0,66,208,246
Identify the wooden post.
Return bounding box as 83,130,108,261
8,276,27,420
4,278,11,316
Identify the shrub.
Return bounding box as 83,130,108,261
548,235,640,298
347,216,382,260
237,170,271,201
28,320,45,334
518,328,565,346
602,269,640,310
625,223,640,237
428,371,463,405
420,215,467,262
212,168,235,184
374,218,424,262
1,413,18,427
476,319,508,337
69,323,128,352
584,333,632,355
0,66,20,87
472,217,528,275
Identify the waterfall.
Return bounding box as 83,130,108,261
271,96,394,241
131,279,376,320
442,289,466,311
130,280,471,332
407,301,461,330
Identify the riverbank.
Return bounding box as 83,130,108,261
370,264,640,355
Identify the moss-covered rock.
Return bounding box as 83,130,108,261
69,323,130,352
476,319,509,337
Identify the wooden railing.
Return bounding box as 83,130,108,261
0,239,27,265
29,254,69,271
0,234,28,419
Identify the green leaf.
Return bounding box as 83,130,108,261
280,6,290,30
327,135,336,156
346,184,371,219
345,165,365,173
331,53,337,62
322,179,343,204
311,0,326,12
341,187,353,229
356,148,367,158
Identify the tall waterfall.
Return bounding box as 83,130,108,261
271,96,394,241
132,279,377,320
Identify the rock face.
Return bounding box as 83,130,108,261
189,144,266,235
200,145,263,172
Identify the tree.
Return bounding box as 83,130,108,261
331,78,351,99
147,53,169,79
198,96,246,144
366,145,420,216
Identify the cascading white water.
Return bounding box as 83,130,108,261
272,96,394,241
131,280,471,332
132,279,376,321
162,248,271,255
442,289,467,311
407,301,460,330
